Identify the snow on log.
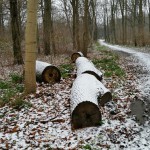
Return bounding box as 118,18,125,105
76,57,103,81
71,51,84,63
71,74,111,129
36,60,61,83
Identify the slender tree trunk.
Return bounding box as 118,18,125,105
103,8,107,41
9,0,23,65
75,0,80,51
106,8,110,42
63,0,72,40
119,0,125,44
132,0,137,46
148,0,150,33
43,0,51,55
124,0,127,44
0,0,4,34
51,15,56,56
18,0,22,39
82,0,88,57
71,0,76,50
138,0,145,46
110,0,117,44
37,24,41,54
24,0,38,94
91,0,97,41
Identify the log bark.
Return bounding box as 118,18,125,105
71,52,84,63
76,57,103,81
36,61,61,83
71,74,111,129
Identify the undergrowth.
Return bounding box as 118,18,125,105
0,73,31,109
93,42,125,78
59,64,74,78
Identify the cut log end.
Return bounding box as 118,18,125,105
42,66,61,83
71,101,101,129
99,91,112,107
71,52,82,63
82,70,103,81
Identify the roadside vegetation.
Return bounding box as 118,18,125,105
93,43,125,78
0,73,31,109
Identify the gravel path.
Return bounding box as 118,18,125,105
99,39,150,124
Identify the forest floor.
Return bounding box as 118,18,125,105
0,42,150,150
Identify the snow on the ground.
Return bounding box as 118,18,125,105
0,48,150,149
99,40,150,150
100,39,150,97
0,70,150,149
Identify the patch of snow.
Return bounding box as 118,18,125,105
99,39,150,97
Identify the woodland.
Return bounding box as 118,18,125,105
0,0,150,149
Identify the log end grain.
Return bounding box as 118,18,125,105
98,91,112,107
71,52,83,63
71,101,101,129
42,66,61,83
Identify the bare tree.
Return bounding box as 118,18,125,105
138,0,145,46
82,0,89,56
24,0,38,94
9,0,23,64
43,0,51,55
0,0,4,34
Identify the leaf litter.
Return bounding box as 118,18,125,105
0,51,150,150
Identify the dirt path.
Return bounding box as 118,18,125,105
99,39,150,124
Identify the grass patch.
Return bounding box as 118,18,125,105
93,43,125,78
10,73,23,84
59,64,74,78
10,97,32,110
83,144,92,150
0,73,25,107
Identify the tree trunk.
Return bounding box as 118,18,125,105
71,74,102,129
36,61,61,83
37,24,41,54
138,0,145,46
50,8,56,56
119,0,125,44
75,0,80,51
63,0,72,40
9,0,23,65
110,0,117,44
91,0,97,42
75,57,103,81
71,0,76,50
0,0,4,34
43,0,51,55
82,0,89,57
24,0,38,94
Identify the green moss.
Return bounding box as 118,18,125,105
59,64,74,78
83,144,92,150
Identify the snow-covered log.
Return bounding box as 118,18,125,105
76,57,103,81
70,74,111,129
71,51,84,63
36,60,61,83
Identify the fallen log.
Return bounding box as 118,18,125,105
71,74,111,129
36,60,61,83
71,52,83,63
76,57,103,81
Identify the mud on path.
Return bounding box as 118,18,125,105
99,40,150,124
